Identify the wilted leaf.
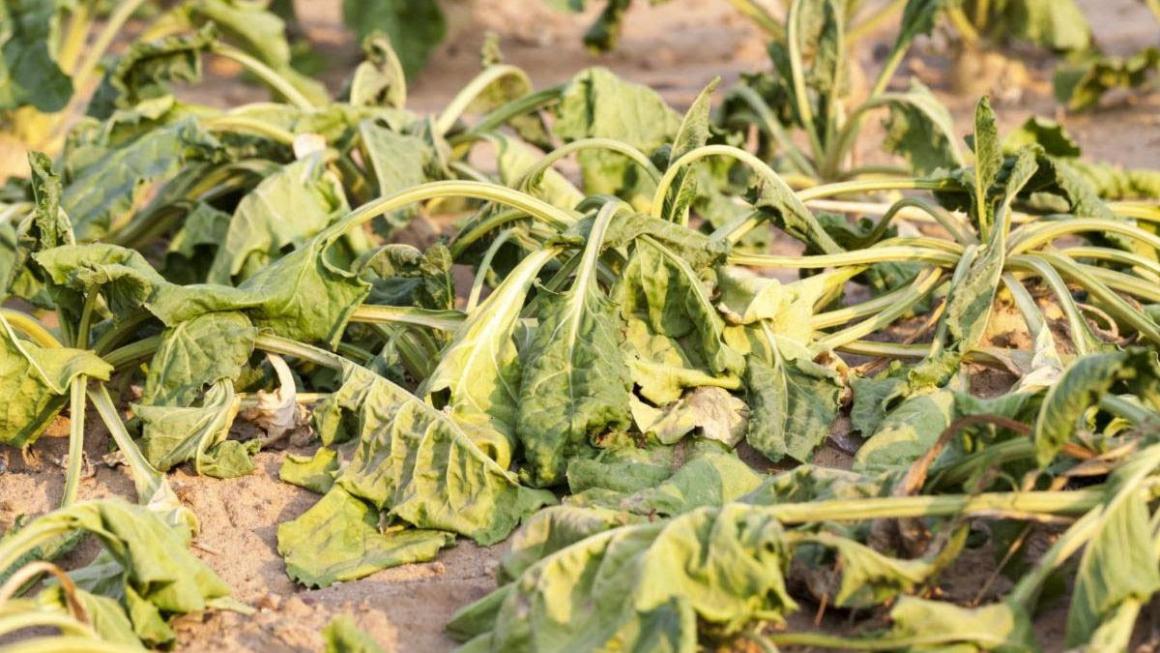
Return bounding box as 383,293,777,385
0,315,112,448
277,485,455,588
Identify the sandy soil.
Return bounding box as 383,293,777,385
2,1,1158,651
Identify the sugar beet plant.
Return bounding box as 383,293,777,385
2,2,1160,652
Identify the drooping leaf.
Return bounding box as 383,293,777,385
186,0,328,104
797,532,935,608
1034,348,1160,466
358,120,441,230
570,447,764,518
348,33,408,109
134,382,250,478
1066,489,1160,645
280,447,339,494
976,0,1092,52
277,485,455,588
661,78,719,224
422,248,558,467
748,169,842,254
1054,47,1160,112
883,597,1037,651
616,237,745,405
323,615,388,653
880,79,964,175
141,311,256,407
553,67,680,205
449,504,796,651
0,0,72,112
37,238,371,347
854,389,956,472
516,205,632,486
359,243,454,310
2,500,234,648
207,154,353,284
61,119,224,240
341,0,446,77
631,387,748,447
496,134,585,210
0,315,112,448
324,362,555,544
87,25,218,119
745,341,843,464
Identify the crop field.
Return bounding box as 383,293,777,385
1,0,1159,651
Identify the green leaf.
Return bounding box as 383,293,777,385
798,532,935,608
972,96,1002,224
324,615,388,653
360,243,454,310
348,33,408,108
516,206,632,486
163,202,231,284
357,120,440,230
1054,47,1160,112
616,237,745,405
134,382,250,477
5,499,233,648
326,363,555,543
422,248,558,468
280,447,339,494
1067,489,1160,645
884,597,1036,651
983,0,1092,52
0,315,112,448
661,78,719,224
853,389,956,472
880,80,964,175
38,237,371,347
277,485,455,588
87,25,218,119
341,0,446,77
553,67,680,205
0,0,72,111
62,119,224,240
745,341,843,463
571,448,764,518
141,311,256,407
631,387,748,447
450,503,796,650
1034,348,1160,466
207,155,352,284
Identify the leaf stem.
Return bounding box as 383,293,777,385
0,310,62,349
467,230,517,312
435,65,535,136
211,44,316,110
722,85,817,176
513,137,661,189
61,377,88,509
70,0,151,92
348,305,466,331
203,115,297,144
